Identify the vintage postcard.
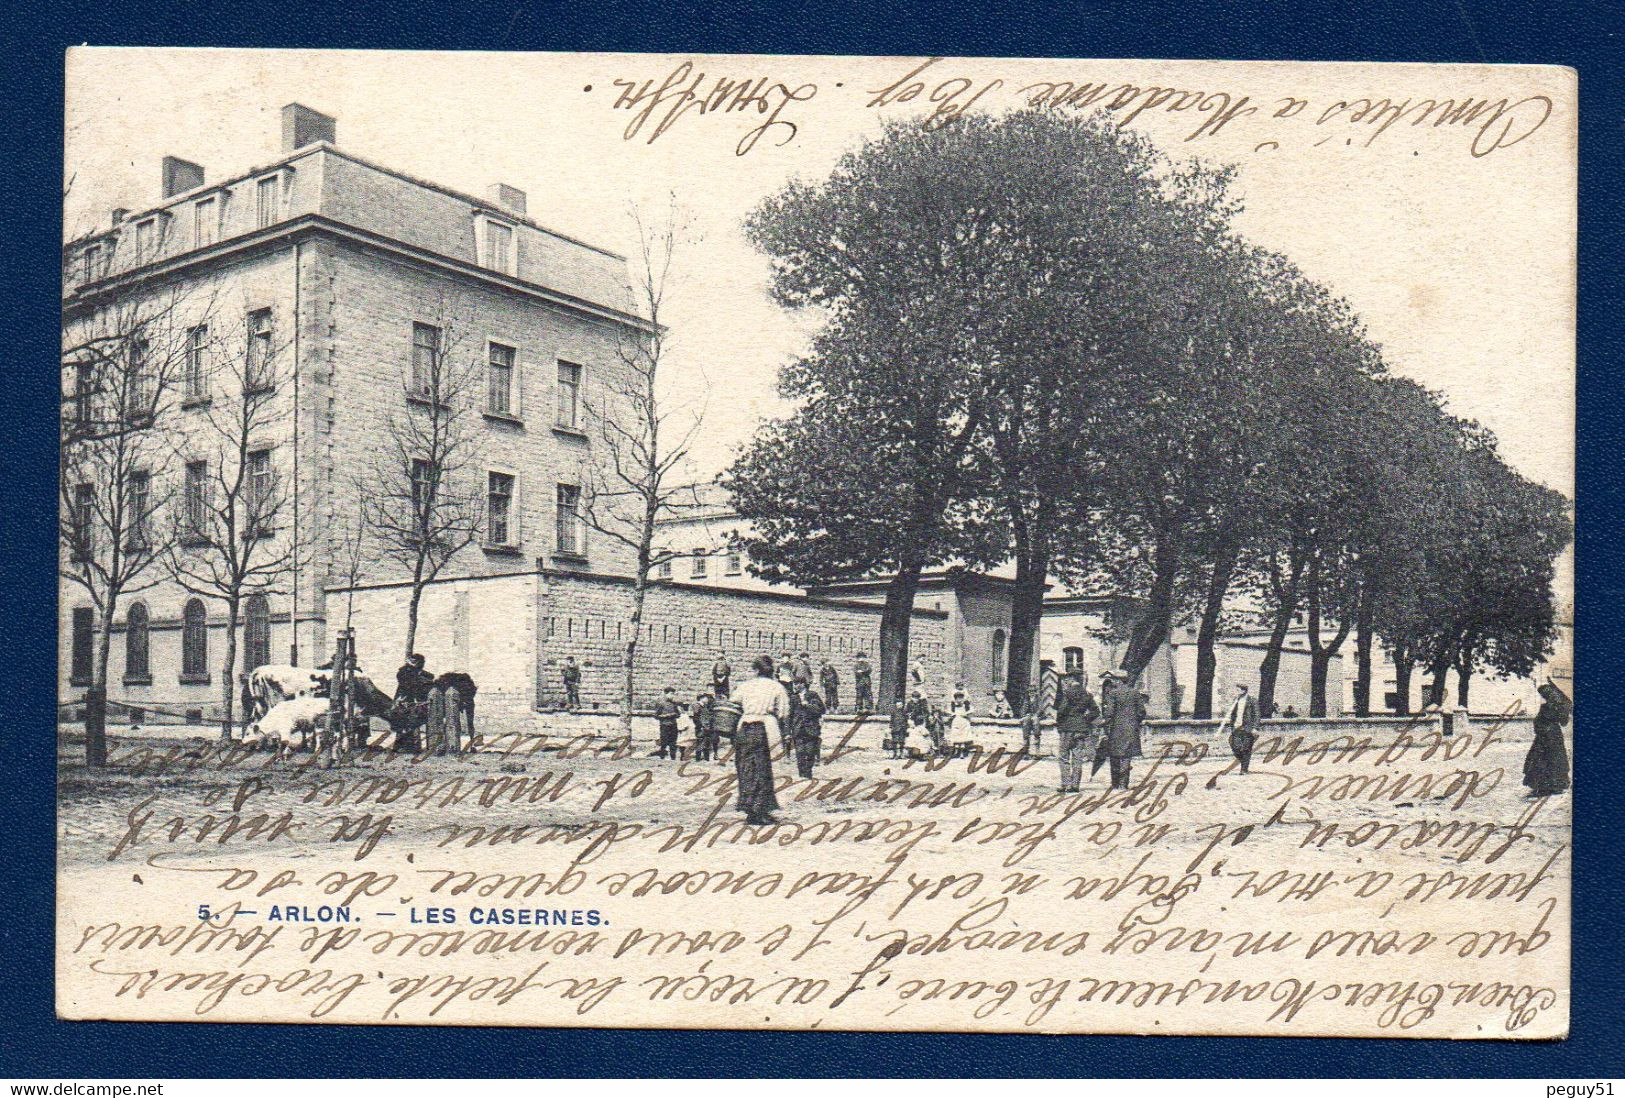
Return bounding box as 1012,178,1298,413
58,49,1574,1036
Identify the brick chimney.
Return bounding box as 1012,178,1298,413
282,103,337,151
110,207,130,225
486,183,527,216
160,156,204,198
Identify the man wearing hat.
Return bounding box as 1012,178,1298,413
1217,681,1259,774
1053,669,1099,793
1097,669,1145,790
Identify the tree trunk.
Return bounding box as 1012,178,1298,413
403,580,423,662
623,575,649,734
877,559,922,742
1426,652,1450,708
1003,540,1048,716
1454,657,1472,709
1352,580,1375,717
1392,652,1413,715
219,597,240,740
1192,540,1240,719
1309,651,1331,718
1123,536,1179,680
86,612,113,767
1257,603,1296,719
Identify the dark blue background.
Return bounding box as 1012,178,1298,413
5,0,1619,1077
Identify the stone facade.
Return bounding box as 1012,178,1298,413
61,105,648,719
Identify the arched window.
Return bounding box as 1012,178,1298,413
991,628,1008,688
244,594,271,672
1063,646,1085,674
181,599,208,679
124,602,150,680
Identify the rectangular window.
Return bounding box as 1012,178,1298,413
133,219,156,259
185,460,210,540
690,551,708,579
246,309,273,392
555,483,584,556
655,556,672,580
71,607,94,684
245,450,271,534
184,324,208,399
725,550,743,576
556,361,582,428
256,176,280,228
411,458,435,517
71,482,95,559
127,470,151,550
487,471,515,546
194,196,218,247
126,337,151,423
73,360,94,426
482,220,514,272
411,323,440,397
81,244,103,282
487,342,516,415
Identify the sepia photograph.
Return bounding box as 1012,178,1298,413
56,49,1574,1038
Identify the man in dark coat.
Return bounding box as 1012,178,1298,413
1053,670,1098,793
819,660,840,713
1098,670,1145,790
853,653,874,712
561,655,582,709
710,651,731,700
392,653,435,753
654,686,682,760
1217,681,1260,774
792,652,814,689
691,690,717,762
790,683,826,778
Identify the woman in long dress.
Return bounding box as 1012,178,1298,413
1523,682,1572,797
731,655,789,825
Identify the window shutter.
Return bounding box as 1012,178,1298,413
513,356,526,419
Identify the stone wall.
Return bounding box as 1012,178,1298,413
334,568,952,726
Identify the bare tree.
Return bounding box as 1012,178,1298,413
61,286,194,765
164,315,299,738
581,199,705,730
358,295,484,661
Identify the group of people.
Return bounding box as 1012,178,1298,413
1050,668,1148,792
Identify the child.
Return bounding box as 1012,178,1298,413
692,690,717,761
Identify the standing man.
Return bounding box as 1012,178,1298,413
776,652,796,688
654,685,682,760
1053,669,1098,793
853,651,874,713
1218,681,1259,774
792,652,814,689
561,655,582,710
819,659,840,713
238,672,257,738
790,682,827,779
710,650,731,701
730,656,788,825
1098,670,1146,790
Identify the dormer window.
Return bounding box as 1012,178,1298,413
80,244,105,282
254,171,293,229
474,212,516,275
194,195,219,247
132,217,162,261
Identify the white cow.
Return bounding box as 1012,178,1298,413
250,695,330,754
